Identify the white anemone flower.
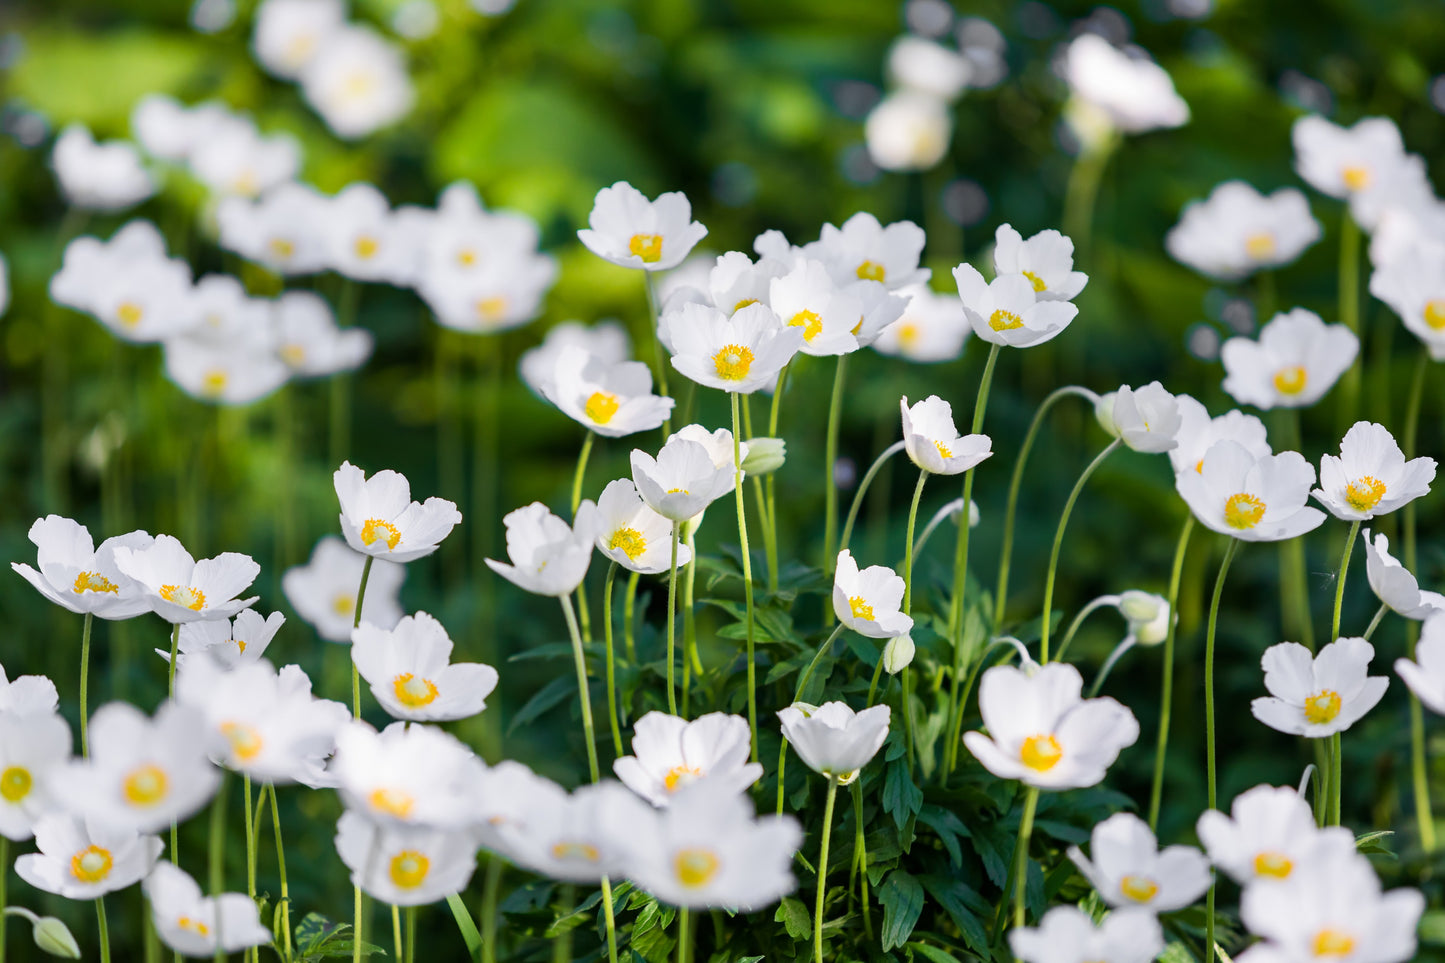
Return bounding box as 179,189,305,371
1107,382,1181,454
1311,421,1436,521
145,862,272,956
832,550,913,639
424,252,558,335
52,125,156,212
613,712,762,807
622,787,801,910
1168,395,1271,478
1176,441,1326,542
1363,530,1445,620
1165,182,1320,281
321,183,415,284
1220,308,1359,410
900,395,993,475
669,424,749,473
1061,34,1188,135
872,283,969,363
1009,906,1163,963
1067,813,1212,913
864,91,952,173
335,462,463,563
578,181,708,271
630,437,736,523
1395,613,1445,715
51,702,220,834
331,721,485,829
519,321,630,397
300,25,414,139
12,516,154,619
471,760,563,858
189,123,301,200
216,183,330,276
887,36,971,101
1370,245,1445,360
964,662,1139,790
0,665,58,717
502,781,653,883
113,535,259,624
663,302,804,394
71,252,196,345
657,250,788,325
335,810,478,906
252,0,345,78
352,612,498,723
1292,115,1408,201
538,346,674,437
17,814,163,900
1116,591,1171,646
850,279,910,348
164,609,285,669
486,502,600,598
130,95,241,164
767,259,867,356
0,711,72,841
272,291,373,378
777,702,890,782
283,536,405,643
1251,638,1388,738
187,274,274,346
993,225,1088,302
595,479,692,575
953,264,1078,348
807,212,929,290
1196,783,1356,886
163,336,291,406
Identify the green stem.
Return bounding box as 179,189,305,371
624,572,640,663
814,779,838,963
1338,212,1362,427
776,624,846,816
79,612,93,759
683,525,700,676
330,280,360,468
1148,515,1196,832
1403,350,1435,851
352,555,375,716
96,899,111,963
561,596,601,783
168,620,181,872
392,905,403,963
406,906,416,963
1332,520,1361,643
481,857,502,963
667,523,680,717
208,772,229,956
1039,440,1121,662
643,274,672,438
731,392,759,761
836,441,907,567
677,907,690,963
1328,731,1343,827
600,877,619,963
763,361,790,593
1010,787,1039,933
1276,410,1316,650
849,780,872,940
1363,604,1387,641
822,356,848,575
602,564,624,757
270,785,292,960
900,470,929,771
572,434,596,645
243,775,256,963
865,657,886,708
1204,538,1242,963
1053,595,1120,665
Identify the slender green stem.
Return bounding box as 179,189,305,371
683,525,700,675
208,772,229,951
667,523,680,717
480,856,502,963
1039,440,1121,662
1053,594,1120,665
813,779,839,963
1204,538,1241,962
352,555,375,717
1332,520,1361,643
392,905,403,963
1148,515,1195,832
912,498,964,558
643,274,672,438
243,775,256,963
561,596,601,783
1088,637,1136,697
600,877,619,963
167,622,180,697
602,564,623,756
731,392,760,761
822,356,848,575
899,470,929,771
762,362,790,593
865,657,886,708
572,434,596,645
1276,410,1316,651
406,906,416,963
677,907,691,963
270,784,292,960
1328,731,1343,827
1338,212,1362,426
330,280,360,467
1326,519,1359,831
776,624,846,816
1010,787,1039,934
849,780,872,940
1402,350,1435,851
79,612,93,759
96,898,111,963
836,441,907,569
1363,604,1387,641
624,571,640,663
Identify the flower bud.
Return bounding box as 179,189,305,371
740,437,786,476
1093,391,1119,438
4,909,80,959
883,634,915,674
1118,590,1171,646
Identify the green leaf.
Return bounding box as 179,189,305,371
916,804,970,867
293,913,387,959
906,941,964,963
918,875,989,955
878,869,925,953
882,760,923,833
445,894,483,957
773,897,812,942
507,676,575,736
1355,830,1395,856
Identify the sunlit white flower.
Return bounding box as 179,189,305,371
1166,182,1320,281
1252,638,1388,738
613,712,762,807
1293,115,1409,201
352,612,498,723
185,274,274,347
659,250,790,329
0,711,71,841
663,302,804,394
272,291,373,377
113,534,259,623
16,815,163,900
888,36,971,100
189,122,301,199
131,96,242,165
1009,906,1163,963
300,25,414,139
163,336,291,406
0,664,58,718
1222,308,1359,410
872,283,969,363
335,810,478,906
630,436,736,523
502,781,652,883
335,462,463,563
777,702,889,782
953,264,1078,348
1061,34,1188,136
831,550,913,639
519,321,631,397
1312,421,1436,521
1176,441,1325,542
283,536,405,643
331,721,484,828
471,760,561,857
1168,395,1270,478
595,479,692,575
1370,245,1445,360
994,225,1088,302
766,259,868,356
1364,530,1445,621
164,610,285,669
807,212,928,290
964,662,1139,790
253,0,345,78
1395,613,1445,715
321,183,415,284
12,516,154,619
1068,813,1211,913
486,502,599,598
145,862,271,957
52,233,195,345
865,92,952,173
670,424,749,473
1196,783,1356,886
850,278,911,347
52,125,156,212
900,395,993,475
1106,382,1181,454
539,347,674,437
578,182,708,271
216,183,330,275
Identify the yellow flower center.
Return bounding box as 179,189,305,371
0,766,32,803
1341,166,1370,191
73,571,119,595
341,71,377,102
117,302,144,327
989,309,1024,331
475,297,508,324
1424,299,1445,330
235,639,247,654
1223,493,1266,530
1273,365,1308,396
332,594,355,616
1304,689,1342,725
456,247,478,267
628,234,664,263
70,846,113,883
177,916,210,936
897,323,920,348
231,168,258,196
201,370,228,397
848,596,874,622
389,850,430,889
1344,475,1387,512
711,344,755,381
1022,270,1047,292
354,235,380,260
360,519,402,550
392,673,440,709
934,440,953,460
268,237,295,261
370,787,415,819
674,848,720,888
584,391,620,425
664,765,703,792
733,298,758,312
1119,875,1159,903
1020,734,1062,771
1252,851,1293,878
280,343,307,367
550,841,601,862
856,260,885,282
123,764,169,806
284,34,316,67
1245,232,1277,260
1312,929,1356,957
160,585,206,611
665,488,688,495
608,527,647,561
788,309,823,342
220,721,264,761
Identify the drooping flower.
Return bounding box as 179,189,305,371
12,516,154,620
486,502,599,598
630,435,736,523
16,814,163,900
501,780,654,883
1009,906,1163,963
1311,421,1436,521
1251,638,1388,738
1115,591,1172,646
595,479,693,575
1196,783,1356,886
1166,181,1320,281
334,462,463,563
52,125,157,212
163,610,285,669
283,536,405,643
1220,308,1359,410
113,535,260,624
663,302,804,395
299,25,414,139
871,283,969,363
1176,441,1325,542
577,182,708,271
0,711,72,841
334,810,478,906
900,395,993,475
953,264,1078,348
272,291,374,378
538,346,674,437
144,863,272,956
864,92,952,173
831,550,913,639
1167,395,1271,478
1068,813,1211,913
1106,382,1181,454
1394,612,1445,716
613,712,762,807
252,0,345,79
1060,34,1188,137
1363,530,1445,620
993,225,1088,302
352,612,498,723
331,721,485,829
519,321,631,397
777,702,890,782
963,662,1139,790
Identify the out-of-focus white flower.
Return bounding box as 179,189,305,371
1177,441,1325,542
865,92,953,173
1196,783,1356,886
1067,813,1212,912
187,275,274,347
190,122,301,199
352,612,498,723
900,395,993,475
519,321,630,397
832,550,913,639
993,225,1088,302
538,347,674,437
1117,591,1171,646
613,712,762,807
52,125,156,212
1009,906,1163,963
0,664,58,717
273,291,373,378
1370,245,1445,361
331,721,484,828
1396,613,1445,715
392,0,440,39
1370,205,1445,273
578,182,708,271
334,462,463,563
1108,382,1181,454
888,36,971,101
953,264,1078,348
1251,638,1388,737
113,534,260,624
1166,182,1321,281
872,283,969,363
300,25,414,139
217,183,330,275
321,183,416,284
16,815,163,900
806,213,929,290
253,0,345,79
145,863,272,956
0,711,71,842
1311,421,1435,521
630,435,736,523
51,226,195,345
163,336,291,406
424,254,558,336
283,536,405,643
777,702,890,782
1168,395,1271,478
12,516,154,620
767,259,867,356
1363,530,1445,621
335,810,478,905
595,479,692,575
659,250,789,328
165,610,285,669
663,302,804,394
1293,115,1409,201
1061,34,1189,137
487,502,599,597
501,781,651,883
130,96,243,165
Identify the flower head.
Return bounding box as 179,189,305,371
993,225,1088,302
777,702,890,782
1168,395,1271,478
1293,116,1409,201
871,283,969,363
1117,591,1171,646
767,259,867,357
1177,441,1326,542
1370,245,1445,361
519,321,631,397
12,516,155,620
299,25,414,139
1221,309,1359,410
272,291,373,378
578,182,708,271
501,780,653,883
663,302,804,395
113,535,260,624
335,810,478,905
1009,906,1162,963
1196,783,1356,886
16,814,163,900
900,396,993,475
335,462,463,563
806,212,929,290
595,479,692,574
1107,382,1181,454
864,92,952,173
1251,638,1388,738
52,125,156,212
165,609,285,670
1061,34,1188,136
953,264,1078,348
630,435,736,523
144,863,272,956
1312,421,1436,521
0,711,71,841
1394,612,1445,716
163,337,291,406
283,536,405,643
539,346,674,437
1166,181,1320,281
331,721,485,829
613,712,762,807
217,183,330,275
1067,813,1212,913
352,612,498,723
486,502,599,597
831,550,913,639
1363,530,1445,621
252,0,345,78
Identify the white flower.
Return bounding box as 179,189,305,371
539,347,674,437
335,462,463,563
331,721,484,829
486,502,599,598
51,230,195,345
1009,906,1163,963
1166,181,1320,281
1293,115,1409,200
1395,613,1445,715
1068,813,1211,913
216,183,330,275
872,283,969,363
0,664,59,717
300,25,414,139
659,250,787,324
1221,308,1359,410
1364,530,1445,621
865,92,952,173
16,814,163,900
187,275,274,347
52,125,156,212
501,781,652,883
321,183,415,284
670,424,749,473
831,550,913,639
131,96,242,165
189,122,301,199
953,264,1078,347
164,609,285,669
252,0,345,78
1196,783,1356,886
595,479,693,575
1117,591,1171,646
51,702,220,834
144,863,272,956
630,436,736,523
50,220,164,313
1107,382,1181,454
887,36,971,100
1370,205,1445,273
963,662,1139,790
777,702,890,781
470,760,561,858
519,321,630,397
12,516,154,619
1370,245,1445,360
807,212,928,290
1252,638,1388,738
163,336,291,406
112,535,259,624
850,278,911,348
882,634,915,673
335,810,478,906
1168,395,1271,478
283,536,405,643
1312,421,1436,521
578,182,708,271
424,252,558,335
993,225,1088,302
0,711,72,841
613,712,762,807
352,612,498,723
663,302,804,394
1176,441,1326,542
767,259,867,356
1061,34,1188,135
272,291,373,378
900,395,993,475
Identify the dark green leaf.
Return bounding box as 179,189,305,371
907,941,964,963
773,896,812,942
878,869,925,952
918,875,990,955
883,761,923,833
507,676,575,736
917,804,970,867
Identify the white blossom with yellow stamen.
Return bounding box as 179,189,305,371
1167,395,1270,479
217,182,330,275
520,320,631,397
595,479,692,575
16,814,163,900
993,224,1088,302
334,462,463,564
1166,181,1320,281
831,550,913,639
767,259,867,357
900,395,993,475
1009,906,1163,963
953,263,1078,348
1067,813,1211,913
806,212,929,291
1221,308,1358,410
163,609,285,669
872,283,969,363
1395,612,1445,715
1107,381,1182,454
321,182,416,285
252,0,345,79
1251,638,1388,738
113,534,259,624
282,536,405,643
51,220,165,314
145,862,272,956
272,290,373,378
539,346,675,438
331,721,485,829
12,515,155,620
578,181,708,272
0,710,71,841
1293,115,1409,202
334,809,479,906
1176,441,1325,542
162,335,292,406
777,702,890,783
486,501,599,598
187,274,275,347
189,120,301,200
502,780,653,883
1312,421,1435,521
52,124,157,212
1196,783,1356,887
299,25,414,140
425,251,558,335
613,712,762,808
631,435,737,523
1371,245,1445,360
663,301,804,395
351,612,498,723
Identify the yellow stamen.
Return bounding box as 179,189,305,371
392,673,440,709
73,572,119,595
123,764,169,806
354,235,380,260
70,846,113,883
1304,689,1341,725
664,765,703,792
856,260,885,282
1273,365,1308,396
280,343,307,367
0,766,32,803
848,596,874,622
551,841,601,862
332,594,355,616
1424,299,1445,330
1252,851,1293,878
733,298,758,312
160,585,206,611
674,848,720,888
934,440,953,460
665,488,688,495
1020,734,1062,772
1223,493,1266,530
456,247,478,267
628,234,663,263
220,721,264,762
476,297,508,324
1245,232,1277,260
117,302,144,328
389,850,430,888
1344,475,1387,512
584,391,621,425
235,640,247,654
1022,270,1046,292
268,237,295,261
1341,166,1370,191
608,527,647,561
896,323,920,348
711,344,755,381
177,916,210,936
1312,929,1356,957
341,71,376,102
1119,875,1159,903
231,168,258,196
360,519,402,551
369,788,415,819
788,309,823,342
989,309,1024,331
201,370,228,397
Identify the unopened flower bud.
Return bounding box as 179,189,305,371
1118,590,1171,646
740,437,786,476
883,634,915,674
1093,391,1119,438
5,908,80,959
